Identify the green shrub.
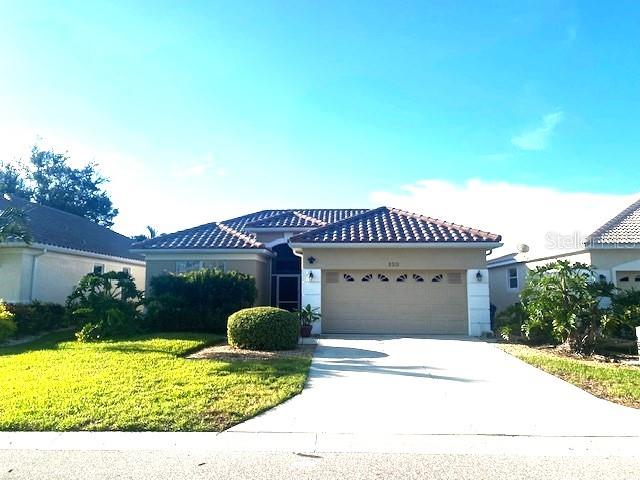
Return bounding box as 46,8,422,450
494,303,527,341
227,307,298,351
607,289,640,339
146,269,257,333
0,301,17,342
67,271,143,342
7,302,67,336
521,261,614,353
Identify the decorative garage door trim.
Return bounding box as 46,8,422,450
322,270,468,335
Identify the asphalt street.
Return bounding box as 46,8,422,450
2,450,640,480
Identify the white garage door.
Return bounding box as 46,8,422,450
322,270,468,335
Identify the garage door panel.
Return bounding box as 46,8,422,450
322,270,468,335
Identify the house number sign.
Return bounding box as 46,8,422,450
388,261,400,267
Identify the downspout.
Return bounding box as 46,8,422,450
29,248,47,302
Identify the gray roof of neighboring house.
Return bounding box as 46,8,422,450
133,207,501,251
289,207,501,244
586,198,640,246
487,252,520,268
0,194,142,261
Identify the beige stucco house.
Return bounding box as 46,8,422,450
489,197,640,312
0,194,145,304
133,207,502,336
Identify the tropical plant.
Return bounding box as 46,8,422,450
295,304,321,326
67,271,143,342
520,261,614,354
0,207,31,244
493,303,527,341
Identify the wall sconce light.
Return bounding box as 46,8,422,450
307,256,316,265
306,271,314,282
475,270,483,282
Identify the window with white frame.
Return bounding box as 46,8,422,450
508,267,518,289
175,260,226,274
122,267,131,275
93,264,105,275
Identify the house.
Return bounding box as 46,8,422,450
489,197,640,312
0,194,145,304
132,207,502,336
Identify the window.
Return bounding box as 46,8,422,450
396,274,408,282
176,260,226,274
413,274,424,282
377,274,389,282
619,276,630,282
431,273,444,283
635,275,640,282
93,264,104,275
343,273,355,282
122,267,131,275
447,272,463,285
361,273,373,282
508,267,518,289
325,272,339,284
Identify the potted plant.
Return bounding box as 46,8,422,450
296,304,321,338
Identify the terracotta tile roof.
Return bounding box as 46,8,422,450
586,197,640,245
134,207,501,251
245,209,368,229
134,209,368,250
0,194,142,261
132,222,265,250
289,207,501,244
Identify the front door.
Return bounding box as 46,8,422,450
275,274,300,311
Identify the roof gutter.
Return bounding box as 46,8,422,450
1,241,145,265
289,242,504,249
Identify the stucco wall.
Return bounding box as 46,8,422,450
144,253,271,305
488,263,527,313
298,247,487,271
589,248,640,270
33,251,145,304
0,250,30,303
0,247,145,304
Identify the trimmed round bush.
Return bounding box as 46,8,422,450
227,307,298,351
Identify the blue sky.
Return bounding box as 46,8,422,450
0,1,639,253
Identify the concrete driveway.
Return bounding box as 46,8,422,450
231,336,640,437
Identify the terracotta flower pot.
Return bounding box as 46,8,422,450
300,324,313,338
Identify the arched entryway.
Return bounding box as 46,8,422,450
270,242,301,311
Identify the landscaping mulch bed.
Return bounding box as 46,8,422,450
188,342,316,361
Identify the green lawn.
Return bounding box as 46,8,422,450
0,332,311,431
500,344,640,409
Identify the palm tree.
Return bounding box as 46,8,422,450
0,207,32,244
131,225,158,242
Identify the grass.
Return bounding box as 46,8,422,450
0,332,311,431
500,343,640,409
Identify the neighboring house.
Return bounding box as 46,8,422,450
489,197,640,312
0,194,145,304
132,207,502,336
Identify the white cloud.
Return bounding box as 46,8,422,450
370,179,639,258
511,111,564,151
0,127,241,237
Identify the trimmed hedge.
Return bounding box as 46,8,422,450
146,269,257,333
227,307,298,351
7,302,67,336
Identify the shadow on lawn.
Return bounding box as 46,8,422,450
0,331,70,356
